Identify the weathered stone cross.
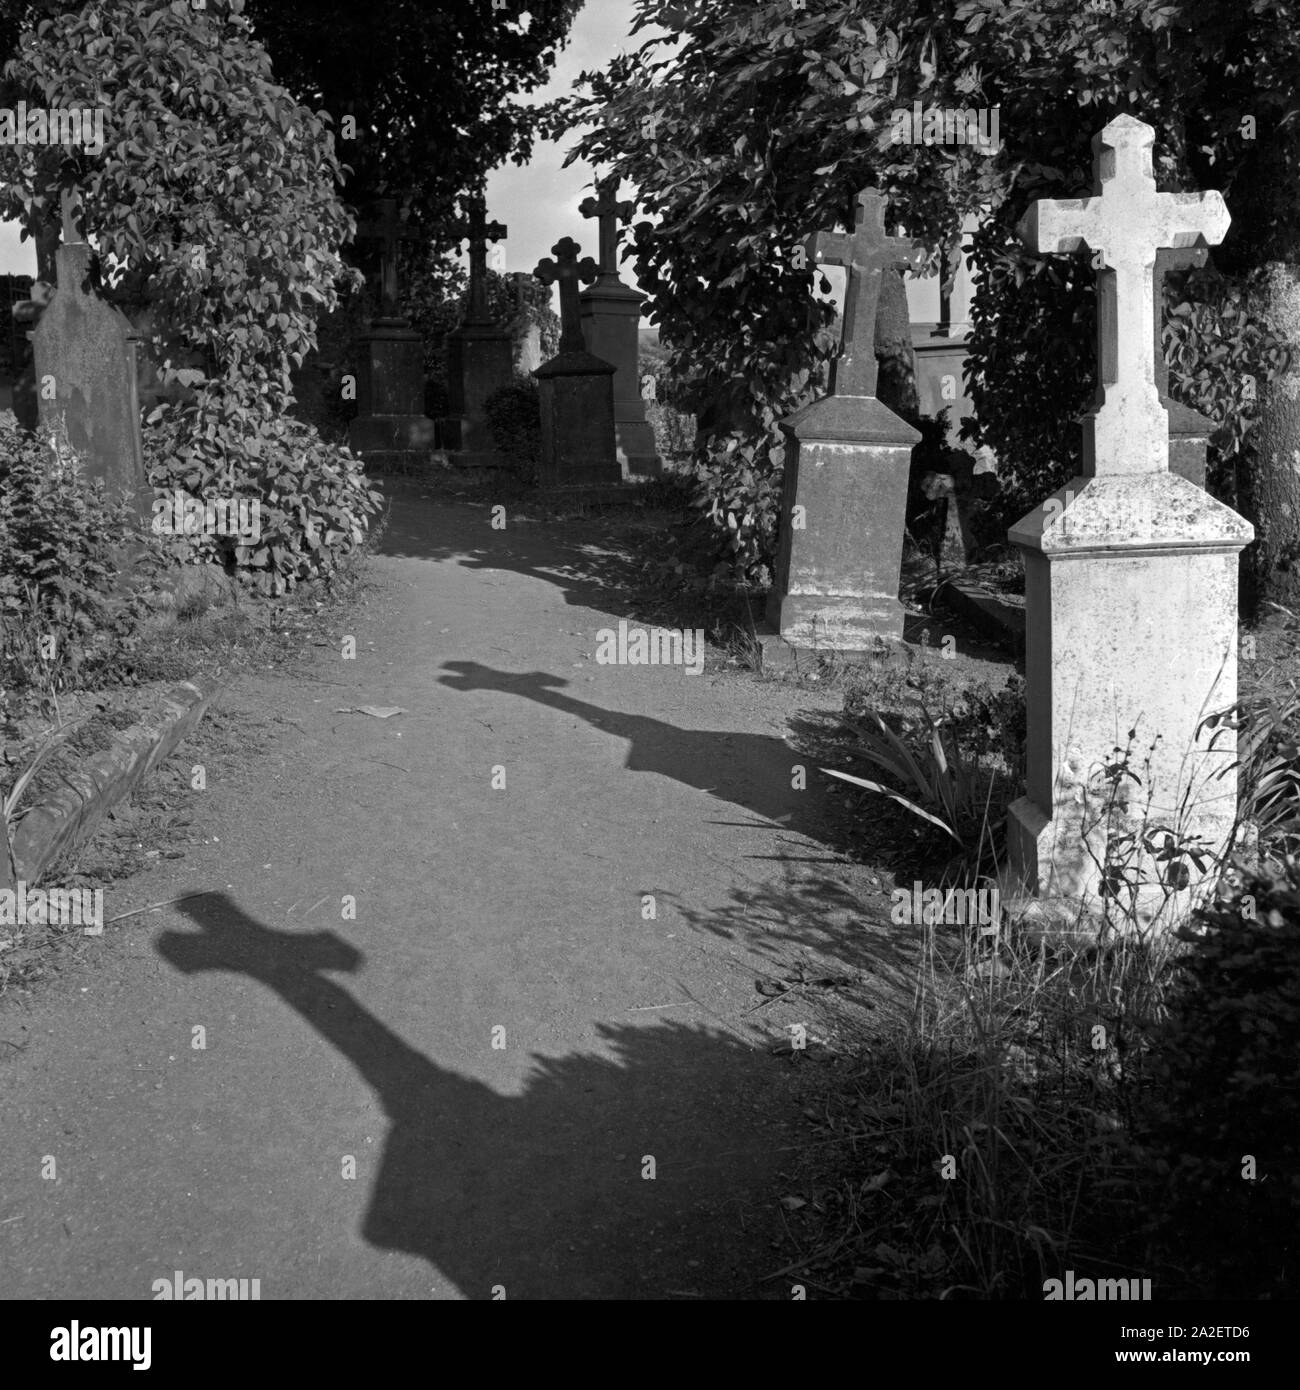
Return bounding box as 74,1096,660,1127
1017,114,1230,475
534,237,599,354
808,188,919,399
357,197,423,320
463,191,507,324
579,175,635,280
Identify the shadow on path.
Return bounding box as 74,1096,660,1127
378,490,679,627
438,661,833,842
157,894,787,1300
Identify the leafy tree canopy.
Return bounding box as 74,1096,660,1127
241,0,584,246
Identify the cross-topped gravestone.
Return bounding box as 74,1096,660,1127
759,189,922,661
577,176,661,476
1017,114,1229,475
809,188,920,398
580,176,635,283
535,237,599,355
348,198,434,467
462,192,507,325
357,197,422,322
440,191,511,465
532,235,619,489
1005,114,1253,929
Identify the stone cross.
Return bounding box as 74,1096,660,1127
463,192,507,324
808,188,920,398
579,176,635,280
1017,113,1230,475
1153,243,1209,403
534,237,599,355
357,197,422,320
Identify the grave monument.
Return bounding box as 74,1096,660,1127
761,188,922,664
579,176,660,478
1006,114,1252,925
531,237,620,491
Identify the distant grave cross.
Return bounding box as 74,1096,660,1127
579,176,635,278
534,237,599,354
1018,113,1230,474
463,193,507,324
808,188,919,398
357,197,422,320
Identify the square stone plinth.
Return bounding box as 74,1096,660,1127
532,349,621,490
1007,471,1253,926
766,394,920,650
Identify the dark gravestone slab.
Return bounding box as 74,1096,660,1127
531,237,620,490
348,198,435,468
442,193,513,465
31,241,149,524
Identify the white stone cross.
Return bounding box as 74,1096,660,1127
1017,114,1230,475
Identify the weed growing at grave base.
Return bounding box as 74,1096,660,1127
831,672,1026,879
781,921,1176,1299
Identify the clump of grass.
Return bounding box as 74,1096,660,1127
786,635,1300,1300
782,915,1176,1300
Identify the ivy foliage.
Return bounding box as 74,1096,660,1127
0,0,381,596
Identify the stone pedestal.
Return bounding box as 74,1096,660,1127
579,280,660,478
1007,472,1253,924
760,394,920,663
442,321,514,467
348,321,435,467
531,350,620,491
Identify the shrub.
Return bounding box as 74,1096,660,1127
483,378,541,477
0,415,153,696
143,387,382,597
1139,859,1300,1298
689,426,786,593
